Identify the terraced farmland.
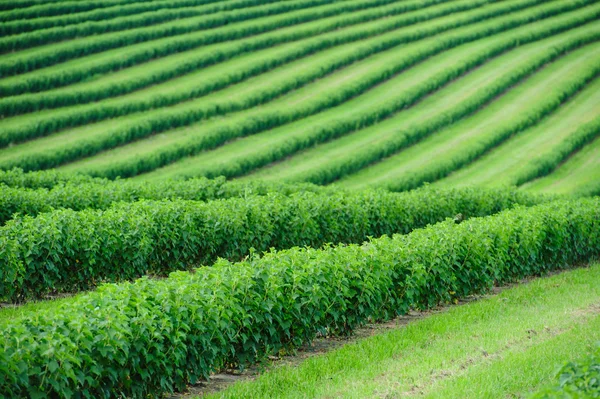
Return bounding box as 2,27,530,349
0,0,596,193
1,0,599,398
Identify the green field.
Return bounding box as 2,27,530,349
1,0,599,397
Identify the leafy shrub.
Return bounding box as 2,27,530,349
0,186,544,301
0,198,597,398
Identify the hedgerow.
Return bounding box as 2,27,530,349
0,0,408,80
530,342,600,398
514,117,600,186
0,168,101,189
0,187,545,301
0,197,597,398
0,0,466,116
0,176,328,224
0,0,486,136
377,48,600,192
177,22,600,183
0,0,328,53
0,0,252,36
0,0,156,20
67,3,599,180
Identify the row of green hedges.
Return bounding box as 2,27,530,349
0,0,260,36
0,187,544,301
0,176,326,224
75,2,598,181
180,18,600,183
0,0,403,80
0,168,100,189
0,0,153,20
0,0,461,116
1,197,597,398
0,0,478,141
5,0,580,174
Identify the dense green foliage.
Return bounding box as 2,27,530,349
6,0,589,176
531,343,600,398
0,0,282,47
0,0,471,116
0,0,497,142
0,0,405,82
0,0,158,20
0,187,544,301
1,198,597,398
0,176,327,224
0,0,227,35
191,23,600,184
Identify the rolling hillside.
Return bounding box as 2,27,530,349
0,0,598,194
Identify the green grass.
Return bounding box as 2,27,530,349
335,39,600,190
432,76,600,189
205,263,600,399
522,134,600,195
247,24,599,185
61,1,592,180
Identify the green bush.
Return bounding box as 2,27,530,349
0,187,544,301
0,175,327,224
0,198,597,398
530,342,600,398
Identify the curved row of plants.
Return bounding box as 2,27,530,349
0,0,403,79
513,116,600,186
0,0,156,20
0,0,251,36
0,0,339,53
0,0,471,116
168,22,599,183
380,65,600,192
53,3,599,180
0,176,328,224
0,168,101,189
291,34,600,187
1,197,597,398
0,187,545,302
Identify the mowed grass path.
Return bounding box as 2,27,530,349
95,2,599,181
206,264,600,399
246,25,599,185
432,77,600,189
335,41,600,190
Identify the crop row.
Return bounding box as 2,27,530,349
0,0,404,79
0,0,468,116
2,197,598,398
0,176,328,224
0,0,313,53
513,116,600,186
293,34,600,187
0,187,545,302
382,64,600,192
54,3,599,180
0,0,245,35
0,0,157,20
173,22,600,183
1,0,580,174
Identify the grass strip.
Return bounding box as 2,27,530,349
0,197,597,397
206,264,600,399
26,0,593,178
